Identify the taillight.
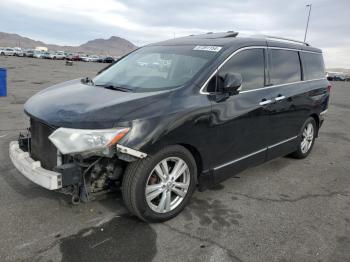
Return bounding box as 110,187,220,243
327,84,332,92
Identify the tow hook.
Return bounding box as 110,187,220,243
71,194,80,205
70,184,90,205
70,186,91,205
71,185,81,205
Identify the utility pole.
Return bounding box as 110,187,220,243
304,4,312,42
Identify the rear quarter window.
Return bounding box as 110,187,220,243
302,52,325,80
269,49,301,85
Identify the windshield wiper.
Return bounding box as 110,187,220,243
82,77,132,92
95,84,132,92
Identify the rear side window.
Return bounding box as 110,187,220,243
269,49,301,85
302,53,325,80
218,49,265,91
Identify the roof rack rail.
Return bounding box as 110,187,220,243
189,31,239,39
253,35,310,46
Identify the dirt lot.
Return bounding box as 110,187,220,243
0,56,349,262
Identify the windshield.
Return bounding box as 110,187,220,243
93,45,220,92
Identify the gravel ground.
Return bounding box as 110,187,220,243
0,56,349,262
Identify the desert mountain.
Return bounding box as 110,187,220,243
0,32,137,56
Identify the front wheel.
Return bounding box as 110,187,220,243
122,145,197,222
290,117,317,159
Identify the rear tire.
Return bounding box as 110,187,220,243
122,145,197,222
290,117,317,159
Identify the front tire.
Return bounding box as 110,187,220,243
290,117,317,159
122,145,197,222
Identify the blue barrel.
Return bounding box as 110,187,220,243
0,68,6,97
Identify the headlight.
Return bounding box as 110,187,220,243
49,127,129,155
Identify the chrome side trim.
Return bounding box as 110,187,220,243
213,135,298,171
116,144,147,159
199,45,325,95
265,46,321,54
320,109,328,115
267,136,298,149
239,78,326,94
213,148,266,171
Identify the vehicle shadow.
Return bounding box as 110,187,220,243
59,212,157,262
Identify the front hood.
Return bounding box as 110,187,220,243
24,79,169,128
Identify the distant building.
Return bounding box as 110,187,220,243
35,46,48,52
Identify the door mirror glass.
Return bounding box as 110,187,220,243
223,73,242,95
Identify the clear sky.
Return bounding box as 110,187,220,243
0,0,349,68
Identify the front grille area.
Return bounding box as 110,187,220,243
30,118,58,170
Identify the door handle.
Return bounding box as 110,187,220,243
275,95,286,101
259,99,272,106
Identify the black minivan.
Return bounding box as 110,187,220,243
10,32,330,222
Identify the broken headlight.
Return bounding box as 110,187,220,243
49,127,129,155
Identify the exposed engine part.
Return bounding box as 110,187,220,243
57,157,126,204
85,158,125,193
81,157,102,200
109,162,124,180
93,173,108,189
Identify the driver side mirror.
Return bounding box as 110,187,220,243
223,73,242,95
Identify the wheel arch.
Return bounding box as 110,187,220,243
310,113,320,137
178,143,203,182
127,142,203,185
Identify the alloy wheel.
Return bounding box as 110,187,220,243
145,157,190,214
301,123,314,154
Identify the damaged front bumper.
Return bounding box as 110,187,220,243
9,139,148,191
9,141,63,190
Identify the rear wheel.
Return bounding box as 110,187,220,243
122,145,197,222
290,117,317,159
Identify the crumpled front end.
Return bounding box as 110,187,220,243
9,117,147,204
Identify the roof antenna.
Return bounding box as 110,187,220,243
304,4,312,42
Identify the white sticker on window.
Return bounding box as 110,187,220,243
193,46,222,52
